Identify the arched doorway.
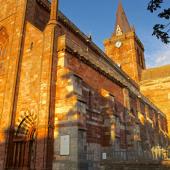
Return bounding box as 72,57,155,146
7,112,37,169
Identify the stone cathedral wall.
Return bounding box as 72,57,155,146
14,22,43,126
0,0,169,169
55,32,169,169
141,66,170,136
0,0,29,168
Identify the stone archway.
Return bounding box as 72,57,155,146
7,111,37,169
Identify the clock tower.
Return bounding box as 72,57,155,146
104,1,146,83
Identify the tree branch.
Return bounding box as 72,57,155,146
158,8,170,19
148,0,170,44
147,0,163,12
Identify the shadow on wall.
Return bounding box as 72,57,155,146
56,67,169,164
3,129,54,170
101,159,170,170
3,28,58,169
1,53,169,170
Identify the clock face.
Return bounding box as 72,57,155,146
115,41,122,48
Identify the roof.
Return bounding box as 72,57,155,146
113,1,132,35
142,64,170,81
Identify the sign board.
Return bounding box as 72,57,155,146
60,135,70,155
102,153,107,160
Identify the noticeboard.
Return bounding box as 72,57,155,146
60,135,70,156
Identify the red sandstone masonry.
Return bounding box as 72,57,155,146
0,0,28,169
0,0,169,170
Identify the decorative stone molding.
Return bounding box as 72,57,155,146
15,110,37,138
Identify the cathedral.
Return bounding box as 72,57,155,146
0,0,170,170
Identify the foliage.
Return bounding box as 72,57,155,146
147,0,170,44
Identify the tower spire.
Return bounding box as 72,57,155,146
114,1,132,36
49,0,59,24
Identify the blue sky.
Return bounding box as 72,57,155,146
59,0,170,68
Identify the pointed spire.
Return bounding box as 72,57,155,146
114,1,132,35
49,0,59,24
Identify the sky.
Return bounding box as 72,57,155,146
59,0,170,68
